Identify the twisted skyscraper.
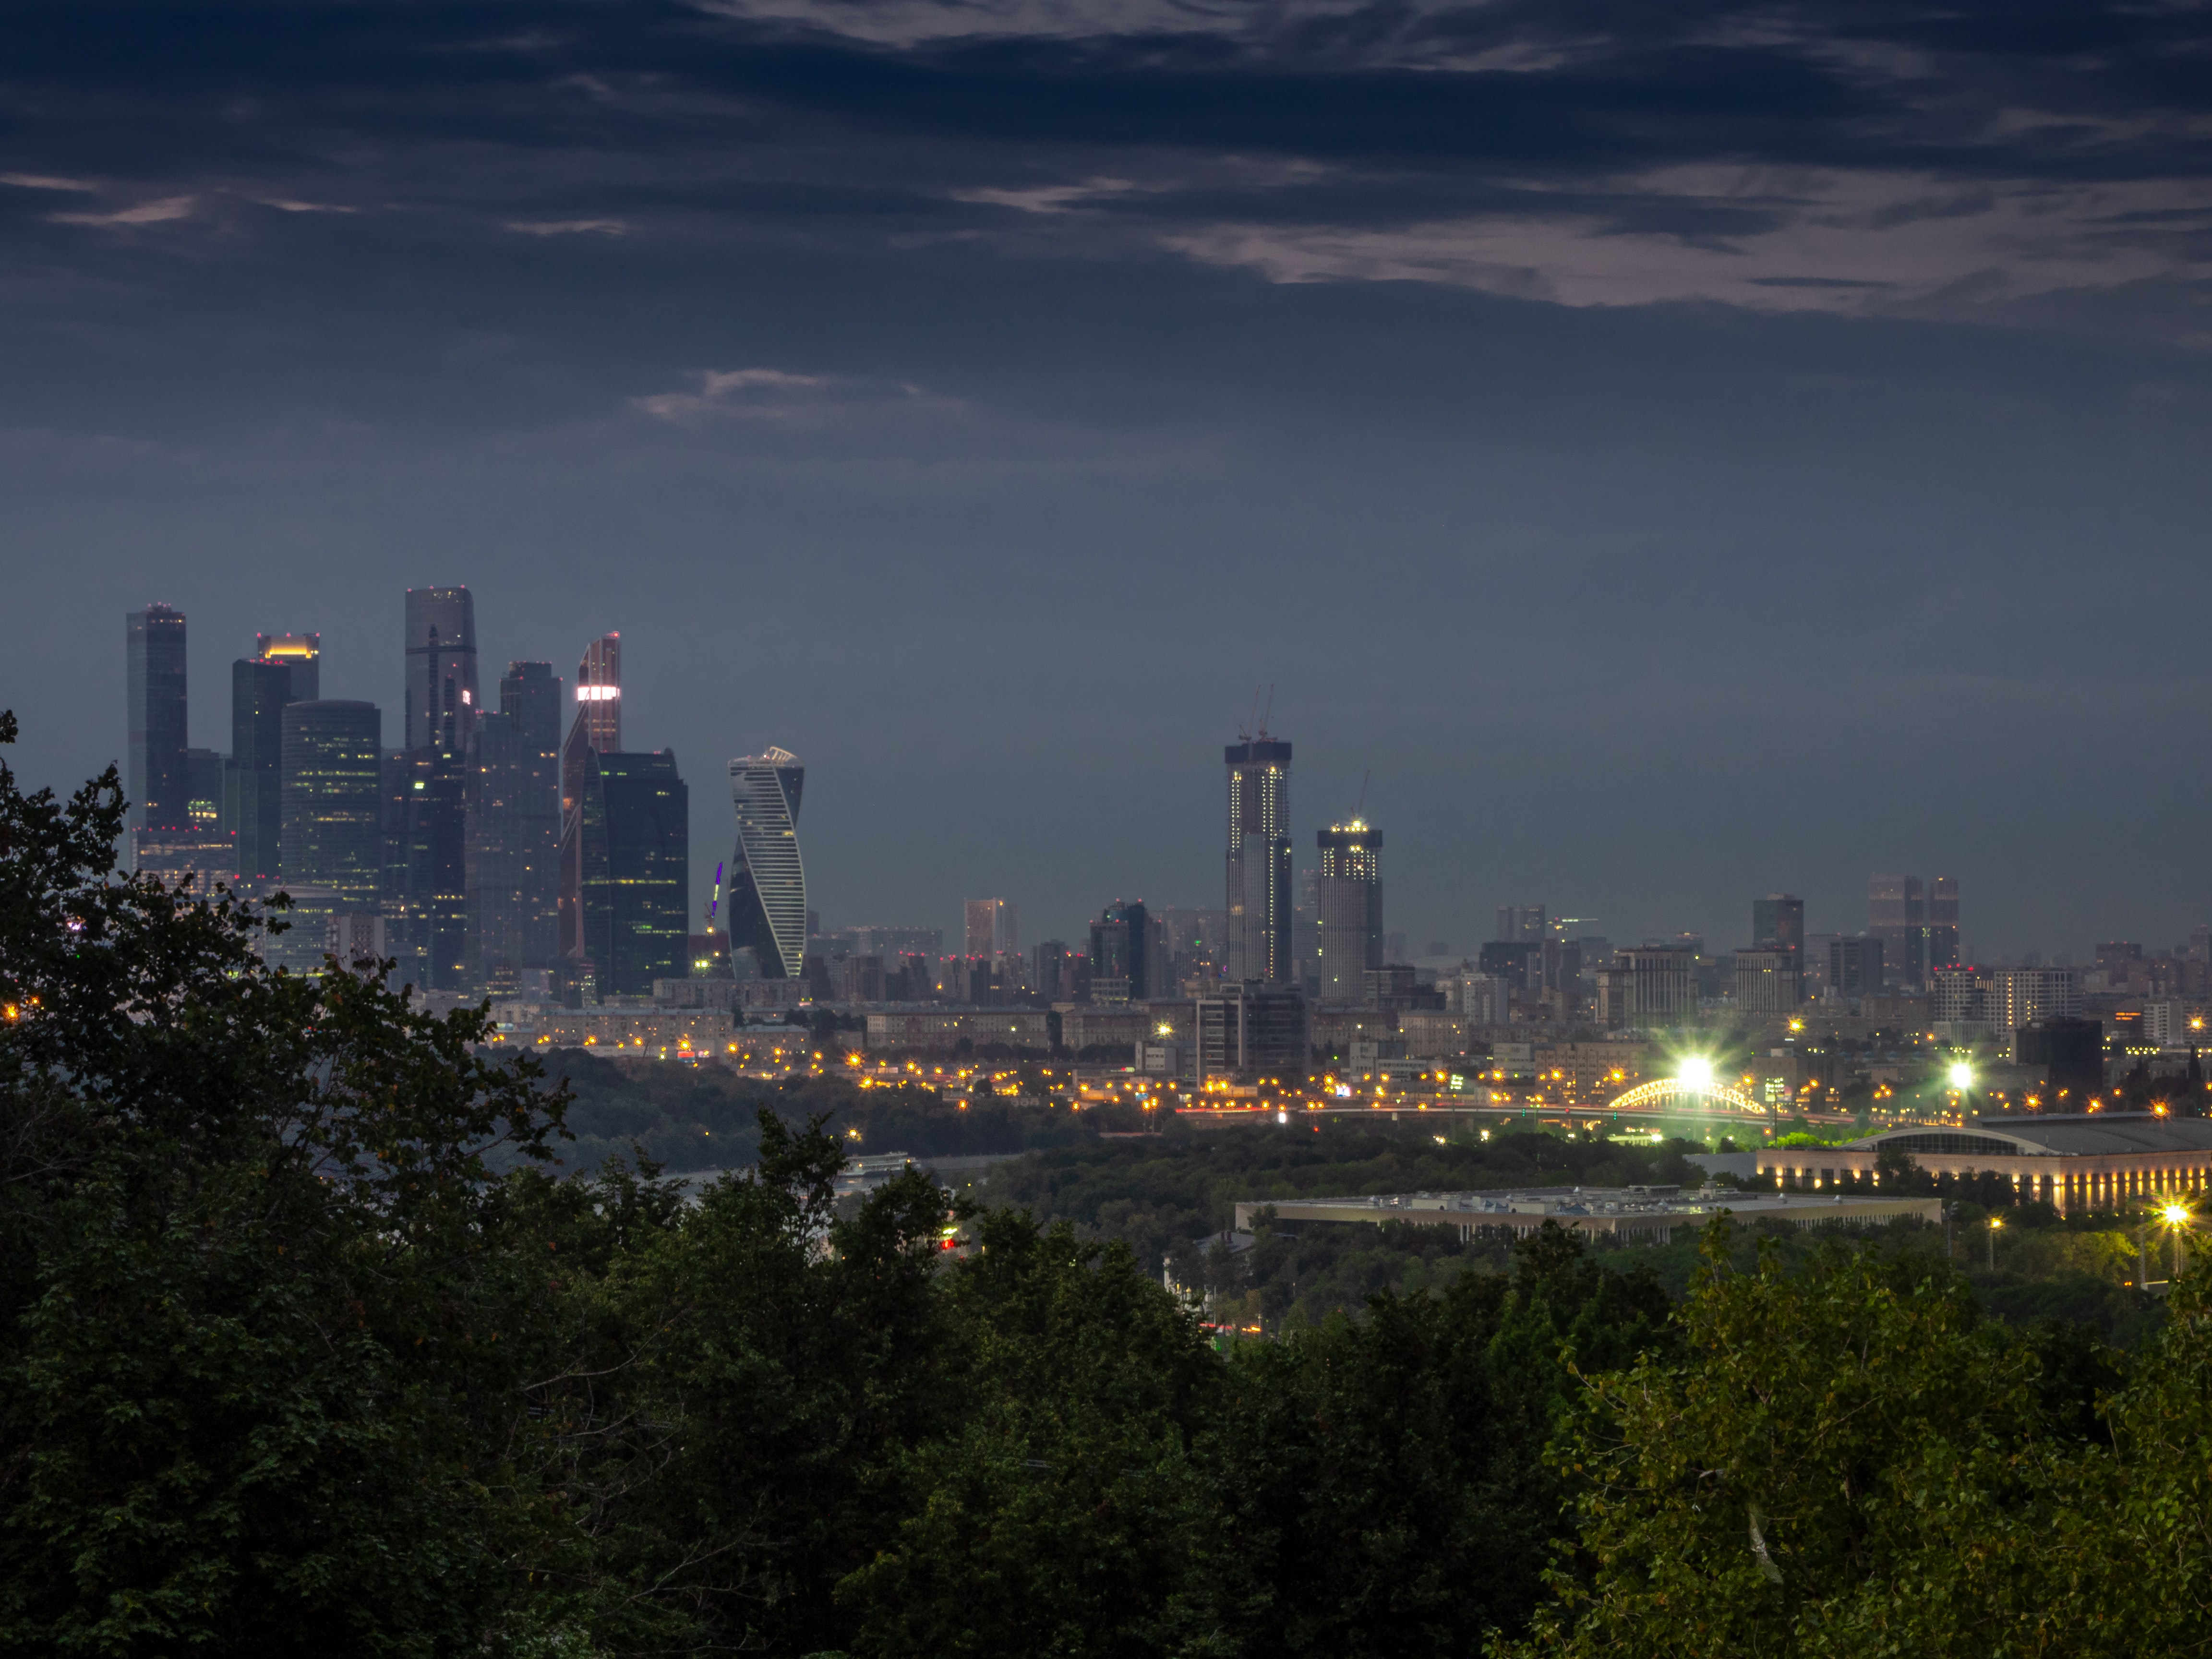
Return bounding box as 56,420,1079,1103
728,748,806,979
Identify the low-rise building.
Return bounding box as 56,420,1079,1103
1234,1185,1942,1246
864,1010,1051,1052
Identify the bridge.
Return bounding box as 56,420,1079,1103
1605,1077,1765,1115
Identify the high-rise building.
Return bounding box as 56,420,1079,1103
1196,983,1309,1083
1734,947,1803,1014
1089,900,1151,1005
1829,936,1885,998
1751,894,1805,957
1225,736,1292,984
1869,874,1928,988
1497,905,1547,943
228,656,296,887
279,701,384,910
254,633,320,703
558,634,622,962
403,587,478,753
1983,967,2081,1033
1928,875,1960,972
467,661,564,988
965,899,1020,961
1620,946,1696,1025
727,747,807,980
577,749,689,998
1315,820,1382,1004
125,604,190,848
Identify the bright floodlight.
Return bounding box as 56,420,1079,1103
1949,1062,1973,1090
1677,1056,1715,1090
2165,1204,2191,1226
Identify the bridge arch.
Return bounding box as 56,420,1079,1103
1606,1078,1763,1115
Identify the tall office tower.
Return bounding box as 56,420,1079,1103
1195,983,1309,1084
558,635,623,961
1829,936,1885,998
279,702,384,911
254,633,321,703
1869,874,1928,987
1315,820,1383,1004
1088,900,1151,1005
403,587,479,753
1225,735,1292,984
1619,946,1696,1026
1497,904,1547,943
1928,875,1960,972
125,603,190,849
965,899,1020,961
1751,893,1805,956
467,661,564,988
727,747,807,980
576,749,689,998
228,657,296,887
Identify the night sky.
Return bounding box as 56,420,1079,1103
5,0,2210,960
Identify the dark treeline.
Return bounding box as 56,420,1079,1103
10,721,2212,1656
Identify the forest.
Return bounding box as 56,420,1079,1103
7,716,2212,1658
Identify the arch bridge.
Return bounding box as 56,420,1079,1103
1606,1078,1764,1115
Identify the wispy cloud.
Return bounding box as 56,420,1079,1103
632,367,928,422
50,195,197,227
504,217,626,237
0,172,95,192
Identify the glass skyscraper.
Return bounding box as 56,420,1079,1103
1225,736,1293,984
228,657,294,887
125,603,190,843
468,661,564,987
559,634,622,963
727,748,806,980
279,701,384,910
578,748,689,998
403,587,477,753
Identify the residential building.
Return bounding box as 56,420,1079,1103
1225,736,1293,984
1620,946,1696,1025
727,747,807,979
1315,819,1382,1003
578,749,689,998
1983,967,2082,1033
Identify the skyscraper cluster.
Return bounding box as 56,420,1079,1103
121,594,693,1001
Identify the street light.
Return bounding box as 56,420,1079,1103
1987,1215,2002,1271
2163,1203,2192,1280
1949,1061,1973,1092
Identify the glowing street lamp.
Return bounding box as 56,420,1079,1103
2163,1203,2192,1279
1677,1056,1715,1092
1949,1061,1974,1092
1987,1214,2002,1271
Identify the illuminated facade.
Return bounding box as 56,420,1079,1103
254,632,320,703
1225,737,1293,984
1315,820,1382,1003
278,701,385,911
727,747,807,980
558,634,623,961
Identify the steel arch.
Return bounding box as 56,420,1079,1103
1607,1078,1764,1114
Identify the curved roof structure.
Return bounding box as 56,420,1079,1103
1847,1114,2212,1158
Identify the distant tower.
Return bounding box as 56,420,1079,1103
1751,894,1805,957
1316,820,1383,1003
1869,875,1928,988
728,748,807,980
468,661,565,987
1928,876,1960,972
558,634,622,964
403,588,478,752
966,899,1020,962
279,701,384,910
1225,728,1292,984
125,604,190,849
254,633,321,703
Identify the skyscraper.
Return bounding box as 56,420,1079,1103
965,899,1020,961
1315,819,1382,1003
578,749,689,998
1089,900,1152,1005
1928,875,1960,972
1496,904,1547,943
1225,735,1292,984
125,603,190,846
1751,893,1805,956
279,701,384,909
728,747,806,980
254,633,320,703
559,634,622,962
1869,874,1928,988
403,587,478,753
468,661,564,987
228,657,294,887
